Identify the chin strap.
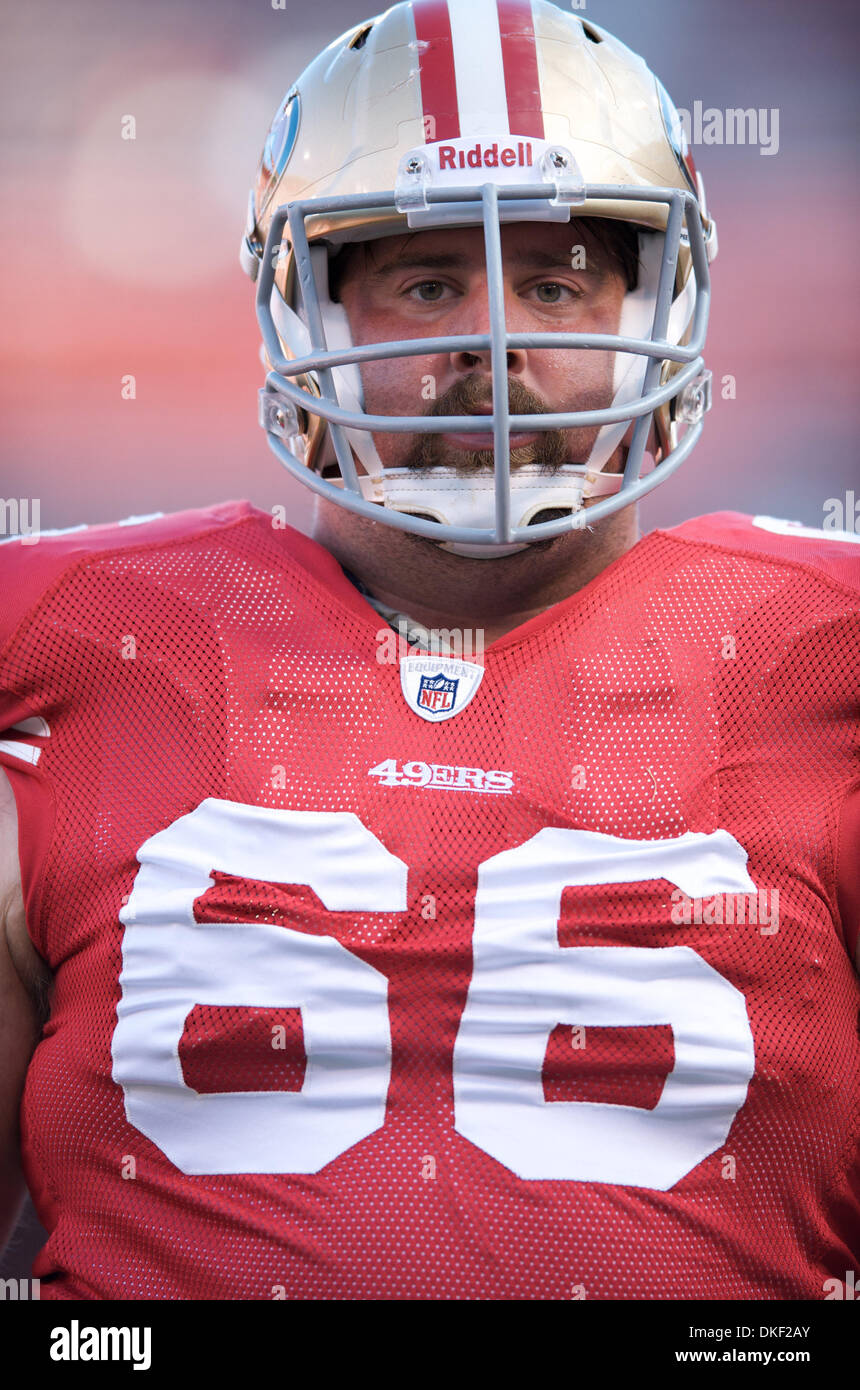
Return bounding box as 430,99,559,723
354,463,628,557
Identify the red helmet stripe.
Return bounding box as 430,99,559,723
497,0,545,138
413,1,546,143
412,0,461,140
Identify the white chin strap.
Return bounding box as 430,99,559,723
272,232,697,555
354,464,624,557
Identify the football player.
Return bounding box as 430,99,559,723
1,0,858,1300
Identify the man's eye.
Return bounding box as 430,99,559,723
407,281,450,302
533,282,576,304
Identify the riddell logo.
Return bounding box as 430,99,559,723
437,141,534,171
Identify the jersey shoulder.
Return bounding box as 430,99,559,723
664,511,860,594
0,498,362,662
0,500,272,653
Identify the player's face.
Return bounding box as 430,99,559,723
334,219,630,476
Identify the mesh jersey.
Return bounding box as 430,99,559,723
0,499,858,1301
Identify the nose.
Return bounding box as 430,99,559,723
448,286,528,376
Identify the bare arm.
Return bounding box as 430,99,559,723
0,767,49,1254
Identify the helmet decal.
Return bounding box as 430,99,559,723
413,0,545,142
656,76,698,195
412,0,460,140
258,89,301,217
495,0,545,137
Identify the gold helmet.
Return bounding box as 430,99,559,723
241,0,717,555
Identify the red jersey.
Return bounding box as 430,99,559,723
0,500,858,1300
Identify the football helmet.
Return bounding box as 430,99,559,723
241,0,717,556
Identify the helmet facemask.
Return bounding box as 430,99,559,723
256,177,712,554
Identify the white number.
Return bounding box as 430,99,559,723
454,828,756,1189
113,801,757,1185
112,799,408,1174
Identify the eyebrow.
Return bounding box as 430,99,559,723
368,247,607,278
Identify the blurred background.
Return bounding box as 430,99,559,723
0,0,857,1278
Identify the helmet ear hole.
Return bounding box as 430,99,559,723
348,22,373,50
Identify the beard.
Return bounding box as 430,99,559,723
401,374,571,477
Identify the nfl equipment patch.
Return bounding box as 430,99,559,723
400,654,484,722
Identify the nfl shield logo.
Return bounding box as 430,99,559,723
417,673,458,714
400,654,485,722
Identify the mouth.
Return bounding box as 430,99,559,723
443,409,540,451
444,429,541,450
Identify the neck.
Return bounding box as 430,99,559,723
314,500,640,646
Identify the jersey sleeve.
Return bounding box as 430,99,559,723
0,532,62,962
667,511,860,592
0,500,256,959
666,511,860,964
